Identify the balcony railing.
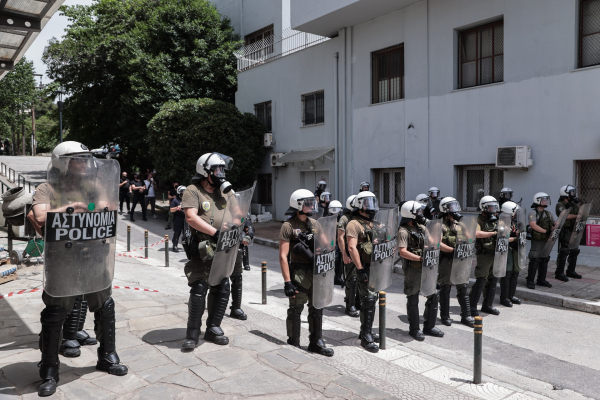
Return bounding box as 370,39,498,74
235,28,329,72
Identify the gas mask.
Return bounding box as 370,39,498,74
567,189,580,204
208,165,233,194
415,213,428,225
450,212,463,222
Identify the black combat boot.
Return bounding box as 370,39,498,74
229,275,247,320
439,285,452,326
469,278,485,317
526,259,538,289
286,305,303,348
509,271,521,304
307,308,334,357
38,306,67,397
60,297,82,357
499,277,512,307
182,280,207,350
555,247,569,281
456,284,474,327
566,249,582,279
423,292,444,337
344,277,359,317
242,246,250,270
94,298,128,376
76,296,97,346
204,278,230,345
536,257,552,288
359,296,379,352
481,278,500,315
406,294,424,341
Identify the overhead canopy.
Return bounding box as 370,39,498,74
277,146,334,165
0,0,65,80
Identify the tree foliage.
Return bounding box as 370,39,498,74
43,0,240,167
0,58,36,141
147,98,266,189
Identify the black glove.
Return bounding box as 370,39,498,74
211,229,221,242
357,268,369,283
284,281,297,297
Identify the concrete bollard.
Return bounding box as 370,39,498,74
127,225,131,252
144,230,149,259
165,235,169,267
262,261,267,305
473,316,483,384
379,291,386,350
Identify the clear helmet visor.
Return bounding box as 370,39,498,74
360,185,370,191
328,206,342,215
419,197,433,209
567,188,577,197
412,203,426,216
502,191,513,200
538,196,551,206
444,201,462,213
360,197,379,211
211,165,226,179
429,190,440,199
482,201,499,213
300,198,318,214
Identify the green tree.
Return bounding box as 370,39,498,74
43,0,240,167
147,98,266,188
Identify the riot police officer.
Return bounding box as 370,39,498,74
28,142,128,397
337,195,359,317
555,185,582,280
399,201,449,340
437,197,475,328
428,187,442,217
328,200,344,286
314,180,327,200
181,153,243,349
241,213,254,271
526,193,555,289
359,182,371,192
417,194,436,220
319,191,331,217
499,201,522,307
498,188,514,207
346,191,382,352
470,196,501,316
279,189,334,357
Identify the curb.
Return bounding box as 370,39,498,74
254,237,279,249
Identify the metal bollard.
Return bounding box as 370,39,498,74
379,291,386,350
261,261,267,305
144,230,149,259
127,225,131,252
165,235,169,267
473,316,483,384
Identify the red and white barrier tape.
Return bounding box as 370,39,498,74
127,238,167,253
0,285,159,300
116,253,146,259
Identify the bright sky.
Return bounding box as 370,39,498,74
24,0,95,86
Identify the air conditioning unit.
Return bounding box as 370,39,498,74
264,133,275,148
496,146,532,169
271,152,286,167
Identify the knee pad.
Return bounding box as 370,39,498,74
571,248,581,256
309,306,323,317
348,276,357,285
190,279,208,295
290,305,304,315
100,297,115,313
41,306,68,324
406,294,419,306
559,248,570,257
543,256,551,263
364,295,378,308
426,292,439,304
230,275,242,286
217,278,230,294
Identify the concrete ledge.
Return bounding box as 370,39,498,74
254,237,279,249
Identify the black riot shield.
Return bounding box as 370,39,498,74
420,219,442,297
312,215,337,309
369,208,398,292
540,210,569,258
208,184,256,286
43,157,119,297
493,212,512,278
515,208,528,271
450,216,477,285
569,203,593,250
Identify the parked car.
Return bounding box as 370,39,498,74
91,144,121,159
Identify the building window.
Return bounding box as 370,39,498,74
245,24,274,46
257,173,272,205
458,20,504,89
372,44,404,104
254,101,272,132
577,160,600,215
302,90,324,126
579,0,600,68
458,165,504,210
373,168,405,208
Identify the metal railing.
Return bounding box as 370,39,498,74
235,28,329,72
8,168,15,183
0,163,6,177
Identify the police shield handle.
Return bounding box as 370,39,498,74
568,202,593,250
540,209,569,258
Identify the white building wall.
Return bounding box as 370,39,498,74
211,0,290,38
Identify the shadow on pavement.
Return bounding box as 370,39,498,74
141,328,186,346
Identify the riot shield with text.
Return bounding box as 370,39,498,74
493,212,511,278
420,219,442,297
540,210,568,258
569,203,592,249
44,157,119,297
312,215,337,309
369,208,398,292
450,216,477,285
208,184,256,286
515,208,528,271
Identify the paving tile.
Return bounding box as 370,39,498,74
123,307,168,319
189,364,225,383
126,353,172,373
457,382,514,400
392,354,440,374
160,370,208,391
275,348,314,364
116,344,160,363
138,363,182,383
231,333,280,353
59,379,116,400
127,314,184,332
372,347,410,361
422,366,473,387
117,300,164,310
90,374,147,395
209,365,305,396
131,383,190,400
324,382,353,398
155,343,202,368
296,360,340,377
197,348,256,373
258,352,299,371
333,375,391,399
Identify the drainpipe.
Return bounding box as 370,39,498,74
334,52,339,199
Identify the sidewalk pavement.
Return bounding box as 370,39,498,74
251,222,600,315
0,253,574,400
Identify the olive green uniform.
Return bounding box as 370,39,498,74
469,214,498,315
556,200,580,277
337,213,359,312
499,220,522,306
526,208,555,286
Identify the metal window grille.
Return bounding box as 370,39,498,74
257,173,273,205
577,160,600,215
302,90,324,126
459,165,504,210
254,101,272,132
245,24,275,55
458,20,504,89
579,0,600,68
374,168,405,208
372,44,404,104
